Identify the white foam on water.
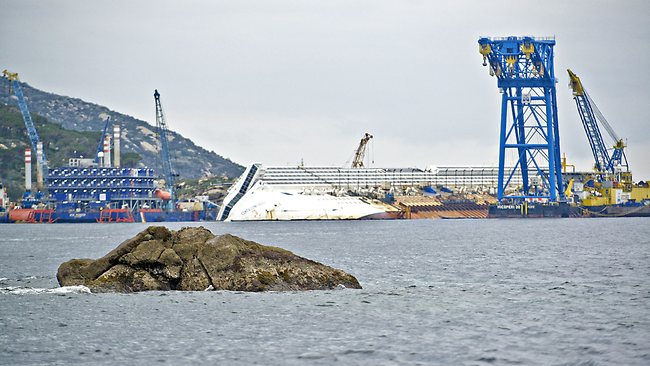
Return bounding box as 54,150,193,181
49,285,92,294
0,285,92,295
0,278,8,282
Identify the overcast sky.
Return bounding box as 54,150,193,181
1,0,649,179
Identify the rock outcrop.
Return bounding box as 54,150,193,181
57,226,361,293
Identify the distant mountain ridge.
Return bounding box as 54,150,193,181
0,78,243,179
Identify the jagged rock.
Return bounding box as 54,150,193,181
57,226,361,293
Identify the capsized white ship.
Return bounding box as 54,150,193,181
217,164,510,221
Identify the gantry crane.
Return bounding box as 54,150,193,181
567,69,629,176
352,133,373,168
478,36,564,202
2,69,48,196
153,89,175,210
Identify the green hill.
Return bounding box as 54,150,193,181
0,104,140,200
0,78,244,180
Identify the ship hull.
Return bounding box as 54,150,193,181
2,208,217,223
576,204,650,218
488,203,571,218
226,189,393,221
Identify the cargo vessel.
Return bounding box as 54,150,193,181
486,174,650,218
8,206,214,223
571,177,650,218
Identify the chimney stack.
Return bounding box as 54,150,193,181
36,142,44,191
25,148,32,191
103,135,111,168
113,125,121,168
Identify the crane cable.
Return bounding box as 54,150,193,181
585,92,619,143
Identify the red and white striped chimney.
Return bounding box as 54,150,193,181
24,148,32,191
103,135,111,168
113,125,121,168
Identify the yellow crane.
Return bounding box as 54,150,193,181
567,69,629,176
2,69,19,81
351,133,373,168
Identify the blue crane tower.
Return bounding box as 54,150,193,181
2,69,48,199
153,89,175,211
94,116,111,165
478,36,564,202
567,69,628,176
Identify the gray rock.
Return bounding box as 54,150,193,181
57,226,362,293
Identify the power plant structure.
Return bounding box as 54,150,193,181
1,71,217,223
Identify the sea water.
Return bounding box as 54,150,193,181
0,219,649,365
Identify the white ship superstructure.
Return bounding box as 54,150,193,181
218,164,523,221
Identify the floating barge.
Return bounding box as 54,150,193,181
487,202,571,218
3,165,216,223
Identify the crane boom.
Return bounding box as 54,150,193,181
567,69,627,174
154,89,175,206
587,93,619,142
2,70,47,163
352,133,373,168
95,116,111,164
3,69,48,196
